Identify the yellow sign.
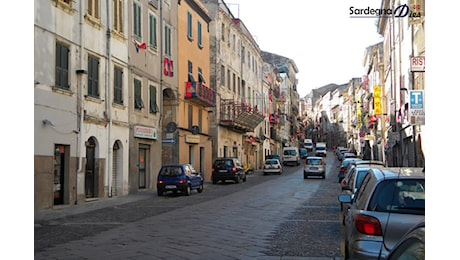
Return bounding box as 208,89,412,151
373,86,381,115
185,134,200,144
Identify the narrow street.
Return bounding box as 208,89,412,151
35,151,343,259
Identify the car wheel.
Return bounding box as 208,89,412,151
185,185,191,196
235,175,240,184
263,172,267,175
243,175,247,182
197,183,203,193
322,174,325,179
303,173,307,179
157,190,163,196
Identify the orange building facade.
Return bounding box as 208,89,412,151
177,0,214,181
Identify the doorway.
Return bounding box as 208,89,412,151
53,144,68,205
85,137,97,198
138,144,149,189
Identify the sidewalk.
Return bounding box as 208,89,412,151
34,190,156,222
35,170,265,222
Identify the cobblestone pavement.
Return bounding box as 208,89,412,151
35,151,343,259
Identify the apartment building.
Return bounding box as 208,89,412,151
34,0,131,210
177,0,214,180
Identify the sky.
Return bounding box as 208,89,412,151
227,0,383,97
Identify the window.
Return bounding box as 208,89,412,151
87,0,100,20
187,12,193,40
198,67,205,83
149,85,158,114
55,42,69,90
221,23,225,42
188,61,194,82
197,20,202,47
232,73,236,93
134,78,144,109
113,0,124,35
188,104,193,129
164,24,171,57
114,66,123,104
88,55,99,97
220,65,225,87
133,1,141,38
227,69,230,89
148,12,157,50
198,108,202,131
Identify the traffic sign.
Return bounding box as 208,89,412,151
162,138,176,144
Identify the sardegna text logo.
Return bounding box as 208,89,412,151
349,4,422,19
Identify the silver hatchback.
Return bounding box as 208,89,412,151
303,156,326,179
339,167,425,259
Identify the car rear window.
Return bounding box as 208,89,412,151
316,146,325,151
284,150,296,155
160,166,183,177
214,160,233,169
307,158,323,165
265,160,278,165
369,179,425,215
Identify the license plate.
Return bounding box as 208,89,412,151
310,167,318,170
219,170,227,173
165,185,176,189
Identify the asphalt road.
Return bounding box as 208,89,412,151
35,151,343,259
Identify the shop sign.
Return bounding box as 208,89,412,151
185,134,200,144
409,90,425,125
410,56,425,72
134,126,157,140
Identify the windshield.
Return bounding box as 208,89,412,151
369,179,425,214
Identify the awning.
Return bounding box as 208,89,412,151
234,111,265,130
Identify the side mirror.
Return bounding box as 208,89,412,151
338,194,352,203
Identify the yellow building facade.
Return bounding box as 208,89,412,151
177,0,214,181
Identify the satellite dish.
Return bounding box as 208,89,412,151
166,122,177,133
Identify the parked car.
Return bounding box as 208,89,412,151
387,221,425,260
336,147,348,160
341,161,386,190
339,163,386,219
315,142,327,157
342,152,358,161
156,164,204,196
211,158,246,184
263,159,283,175
299,148,308,159
339,167,425,259
303,156,326,179
283,147,300,166
338,158,361,183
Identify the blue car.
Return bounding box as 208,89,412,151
156,164,204,196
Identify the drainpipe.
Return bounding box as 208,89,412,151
77,0,85,173
106,0,113,197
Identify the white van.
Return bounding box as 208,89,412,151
315,142,327,157
304,139,313,151
283,147,300,166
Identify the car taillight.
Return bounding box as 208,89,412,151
178,179,187,184
320,158,324,164
355,214,382,236
264,165,267,169
157,180,164,184
277,165,280,169
340,167,345,173
212,168,214,174
232,166,237,173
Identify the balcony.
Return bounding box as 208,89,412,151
220,99,265,133
185,82,216,107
